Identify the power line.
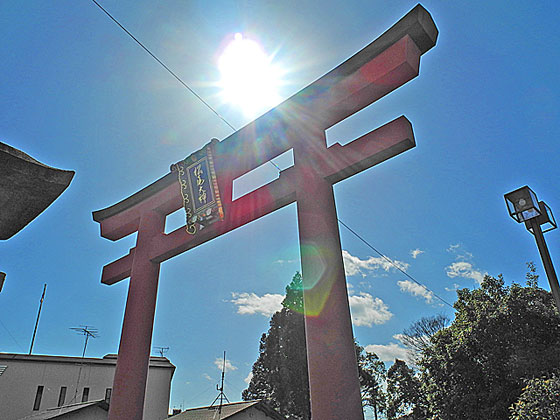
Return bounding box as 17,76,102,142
337,219,455,309
0,318,23,351
265,158,454,309
90,0,452,310
90,0,236,132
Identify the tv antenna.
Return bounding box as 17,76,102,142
70,325,98,358
154,346,169,357
210,351,230,415
68,325,98,404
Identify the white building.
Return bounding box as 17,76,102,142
0,353,175,420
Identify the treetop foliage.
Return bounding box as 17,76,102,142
420,274,560,420
510,374,560,419
282,271,304,313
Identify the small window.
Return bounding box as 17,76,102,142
82,387,90,402
105,388,112,404
33,385,44,411
58,386,67,407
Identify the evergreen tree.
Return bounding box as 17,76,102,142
243,272,385,419
242,273,310,419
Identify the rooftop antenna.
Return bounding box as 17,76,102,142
69,325,98,403
70,325,98,358
29,283,47,355
154,346,169,357
210,351,230,416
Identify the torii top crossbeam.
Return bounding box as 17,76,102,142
93,5,437,420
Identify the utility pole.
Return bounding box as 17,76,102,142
29,284,47,354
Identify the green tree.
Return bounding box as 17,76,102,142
400,314,449,363
386,359,424,420
243,272,385,419
356,342,386,420
525,261,539,288
242,273,310,419
420,275,560,420
510,375,560,420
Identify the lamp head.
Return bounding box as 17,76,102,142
504,186,541,223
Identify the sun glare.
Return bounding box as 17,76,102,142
218,33,283,117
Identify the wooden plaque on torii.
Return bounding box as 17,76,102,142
93,5,437,419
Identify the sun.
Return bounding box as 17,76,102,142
218,33,284,118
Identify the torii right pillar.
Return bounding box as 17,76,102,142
288,6,438,418
295,126,365,418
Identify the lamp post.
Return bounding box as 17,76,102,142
504,186,560,312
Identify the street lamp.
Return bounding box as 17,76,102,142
504,186,560,312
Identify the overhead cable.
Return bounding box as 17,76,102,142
90,0,236,132
337,218,455,309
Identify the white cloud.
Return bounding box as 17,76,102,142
274,259,298,264
445,283,460,292
349,293,393,327
342,250,409,278
446,261,486,285
214,357,237,372
244,371,253,385
230,288,392,328
447,243,460,252
447,243,473,260
392,333,408,344
230,292,284,317
397,280,434,304
365,339,411,363
410,249,425,259
202,373,213,381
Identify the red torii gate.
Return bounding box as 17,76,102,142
93,5,437,420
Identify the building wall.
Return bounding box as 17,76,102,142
55,405,108,420
232,406,277,420
0,354,174,420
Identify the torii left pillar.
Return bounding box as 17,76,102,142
109,211,165,419
93,5,437,420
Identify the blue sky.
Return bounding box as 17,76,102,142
1,0,560,416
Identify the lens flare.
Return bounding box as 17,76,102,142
218,33,284,118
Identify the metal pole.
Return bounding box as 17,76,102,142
29,283,47,355
82,333,89,358
529,218,560,313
